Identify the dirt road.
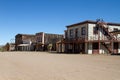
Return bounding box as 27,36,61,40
0,52,120,80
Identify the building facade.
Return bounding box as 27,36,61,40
57,20,120,54
15,34,36,51
9,43,15,51
36,32,63,51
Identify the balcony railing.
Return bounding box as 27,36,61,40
65,35,120,42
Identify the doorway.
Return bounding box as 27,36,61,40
113,42,118,54
92,42,99,54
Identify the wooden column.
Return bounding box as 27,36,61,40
72,43,74,53
98,27,100,54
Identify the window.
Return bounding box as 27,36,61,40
81,27,86,35
75,28,78,38
114,28,118,31
70,29,73,38
93,27,98,34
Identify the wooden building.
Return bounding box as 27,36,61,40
36,32,63,51
9,43,15,51
57,19,120,54
15,34,36,51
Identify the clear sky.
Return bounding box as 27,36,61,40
0,0,120,45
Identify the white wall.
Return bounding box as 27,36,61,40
88,43,92,54
67,24,88,39
88,23,106,40
118,43,120,53
42,32,44,44
67,22,120,40
88,24,95,40
88,24,120,41
109,25,120,38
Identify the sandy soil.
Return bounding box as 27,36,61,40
0,52,120,80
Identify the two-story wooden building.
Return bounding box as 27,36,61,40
15,34,36,51
57,20,120,54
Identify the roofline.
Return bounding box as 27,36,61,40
15,34,35,37
66,20,120,28
36,32,63,35
45,33,63,35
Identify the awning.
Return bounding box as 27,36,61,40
18,44,30,46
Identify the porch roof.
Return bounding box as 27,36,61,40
18,44,30,46
110,30,120,34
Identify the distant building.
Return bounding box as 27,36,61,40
15,34,36,51
9,43,15,51
35,32,63,51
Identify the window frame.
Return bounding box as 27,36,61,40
75,28,78,38
93,27,98,34
69,29,74,38
81,27,86,35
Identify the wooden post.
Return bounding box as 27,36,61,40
98,26,100,54
111,40,113,54
72,43,74,53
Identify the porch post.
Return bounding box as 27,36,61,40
98,27,100,54
85,42,88,54
111,41,113,54
72,43,74,53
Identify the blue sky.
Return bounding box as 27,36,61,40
0,0,120,45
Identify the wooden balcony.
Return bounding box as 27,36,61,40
63,36,120,44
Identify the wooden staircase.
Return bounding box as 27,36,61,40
96,22,115,40
96,20,115,53
101,42,112,53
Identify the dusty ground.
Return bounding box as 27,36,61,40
0,52,120,80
